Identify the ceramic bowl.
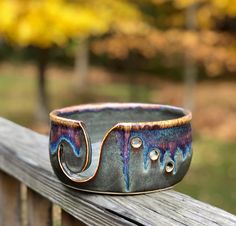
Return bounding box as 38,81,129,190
49,103,192,194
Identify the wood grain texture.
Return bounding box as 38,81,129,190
62,210,86,226
27,188,52,226
0,118,236,226
0,171,21,226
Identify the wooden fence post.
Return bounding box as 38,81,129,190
0,171,21,226
27,188,52,226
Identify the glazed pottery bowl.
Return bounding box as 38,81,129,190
49,103,192,194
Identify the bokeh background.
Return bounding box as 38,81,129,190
0,0,235,216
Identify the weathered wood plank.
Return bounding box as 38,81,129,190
61,210,86,226
0,171,21,226
0,118,236,226
0,118,134,226
27,188,52,226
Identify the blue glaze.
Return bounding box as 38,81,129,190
116,130,130,191
117,124,192,188
161,150,172,170
50,136,81,157
49,122,83,158
130,124,191,169
123,163,129,191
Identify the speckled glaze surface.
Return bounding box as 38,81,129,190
49,103,192,194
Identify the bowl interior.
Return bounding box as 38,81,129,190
58,105,186,144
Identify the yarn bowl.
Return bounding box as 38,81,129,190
49,103,192,194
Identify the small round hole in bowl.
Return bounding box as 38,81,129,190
165,161,175,173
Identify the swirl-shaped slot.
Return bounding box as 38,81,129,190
50,121,92,180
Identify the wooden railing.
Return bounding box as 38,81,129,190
0,117,236,226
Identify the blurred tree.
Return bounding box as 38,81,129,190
175,0,236,28
72,0,145,92
91,0,236,108
184,2,198,110
0,0,144,122
92,0,236,78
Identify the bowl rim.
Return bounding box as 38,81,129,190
49,102,192,130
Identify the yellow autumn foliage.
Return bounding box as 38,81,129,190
0,0,143,48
